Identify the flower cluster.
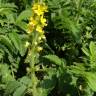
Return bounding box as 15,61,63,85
27,3,47,34
27,2,48,52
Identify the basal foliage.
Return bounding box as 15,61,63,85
0,0,96,96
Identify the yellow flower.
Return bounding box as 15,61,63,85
29,17,33,21
40,15,47,26
27,17,38,33
27,2,48,34
29,18,37,26
40,3,48,12
36,25,43,33
32,3,48,16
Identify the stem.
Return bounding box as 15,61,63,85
30,32,39,96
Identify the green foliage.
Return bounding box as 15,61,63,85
1,0,96,96
43,54,64,66
16,9,32,31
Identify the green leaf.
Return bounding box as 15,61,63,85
16,9,32,22
37,72,57,96
18,76,31,86
16,9,32,31
43,55,64,66
89,41,96,56
16,21,28,32
82,47,90,57
0,64,14,83
0,35,15,53
6,13,15,24
0,49,4,60
5,80,20,95
84,72,96,91
0,3,16,16
8,32,25,56
36,88,48,96
13,85,26,96
69,64,85,75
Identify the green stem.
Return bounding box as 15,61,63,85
30,32,39,96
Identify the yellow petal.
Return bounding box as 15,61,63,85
40,16,47,26
32,3,48,16
36,25,43,33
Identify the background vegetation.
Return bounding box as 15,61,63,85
1,0,96,96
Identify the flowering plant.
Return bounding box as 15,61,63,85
1,0,96,96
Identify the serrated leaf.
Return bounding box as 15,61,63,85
19,76,31,86
43,55,63,66
37,74,56,96
0,65,14,82
6,13,15,24
69,65,85,75
36,88,48,96
13,85,26,96
16,9,32,31
5,80,20,95
0,49,4,60
89,41,96,56
8,32,24,56
84,72,96,91
16,9,32,22
0,35,14,53
82,47,90,57
16,21,28,31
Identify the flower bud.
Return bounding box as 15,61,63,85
34,42,38,45
26,67,30,72
37,46,43,52
25,41,30,47
41,35,46,40
38,37,42,41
